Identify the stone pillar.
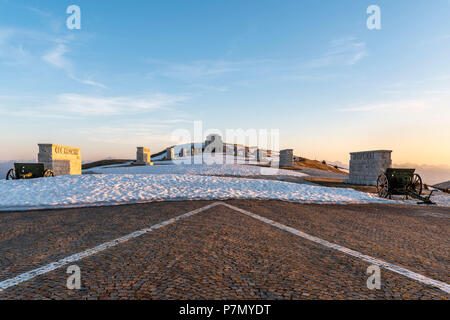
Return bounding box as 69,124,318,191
136,147,152,165
244,147,250,163
166,147,175,160
346,150,392,186
256,149,263,162
38,144,81,176
279,149,293,167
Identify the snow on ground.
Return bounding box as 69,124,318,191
408,192,450,208
0,174,403,211
87,163,308,178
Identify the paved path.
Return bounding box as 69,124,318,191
0,200,448,299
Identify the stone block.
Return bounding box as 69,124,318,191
136,147,152,165
347,150,392,186
38,144,81,176
280,149,293,167
166,147,175,160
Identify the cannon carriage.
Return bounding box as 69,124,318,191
6,163,54,180
376,168,435,205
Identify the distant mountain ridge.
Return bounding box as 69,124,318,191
434,181,450,189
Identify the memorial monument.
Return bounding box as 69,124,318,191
279,149,293,167
136,147,153,165
346,150,392,186
38,144,81,176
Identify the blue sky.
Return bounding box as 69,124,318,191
0,0,449,167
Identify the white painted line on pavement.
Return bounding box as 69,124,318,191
0,202,222,292
220,202,450,294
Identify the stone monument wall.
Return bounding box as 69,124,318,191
166,147,175,160
38,144,81,176
136,147,152,165
279,149,293,167
256,149,263,162
346,150,392,185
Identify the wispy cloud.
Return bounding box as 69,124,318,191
146,59,273,82
308,37,367,68
0,26,105,88
80,120,195,147
51,93,185,115
42,43,108,89
145,38,363,89
42,44,72,69
146,57,340,92
160,61,236,80
69,76,108,89
0,93,188,117
0,28,32,65
340,99,434,113
23,6,52,18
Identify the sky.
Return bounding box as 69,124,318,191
0,0,449,172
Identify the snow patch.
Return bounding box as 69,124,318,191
87,163,308,178
0,174,402,211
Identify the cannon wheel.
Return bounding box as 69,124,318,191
376,173,390,198
43,170,55,177
410,173,423,196
6,169,16,180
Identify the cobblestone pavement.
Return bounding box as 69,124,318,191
0,200,448,299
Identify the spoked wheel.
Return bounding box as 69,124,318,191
6,169,16,180
43,170,55,177
410,173,423,196
376,173,390,198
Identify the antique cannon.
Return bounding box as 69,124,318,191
6,163,54,180
376,168,435,205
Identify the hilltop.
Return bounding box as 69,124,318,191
434,180,450,191
81,141,348,178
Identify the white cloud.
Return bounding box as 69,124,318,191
146,58,277,82
51,93,185,115
339,97,449,113
163,61,235,80
144,40,364,89
42,44,108,89
43,44,72,69
0,27,105,89
0,93,188,117
69,76,108,89
308,37,368,68
23,6,51,18
340,99,429,112
0,28,31,65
